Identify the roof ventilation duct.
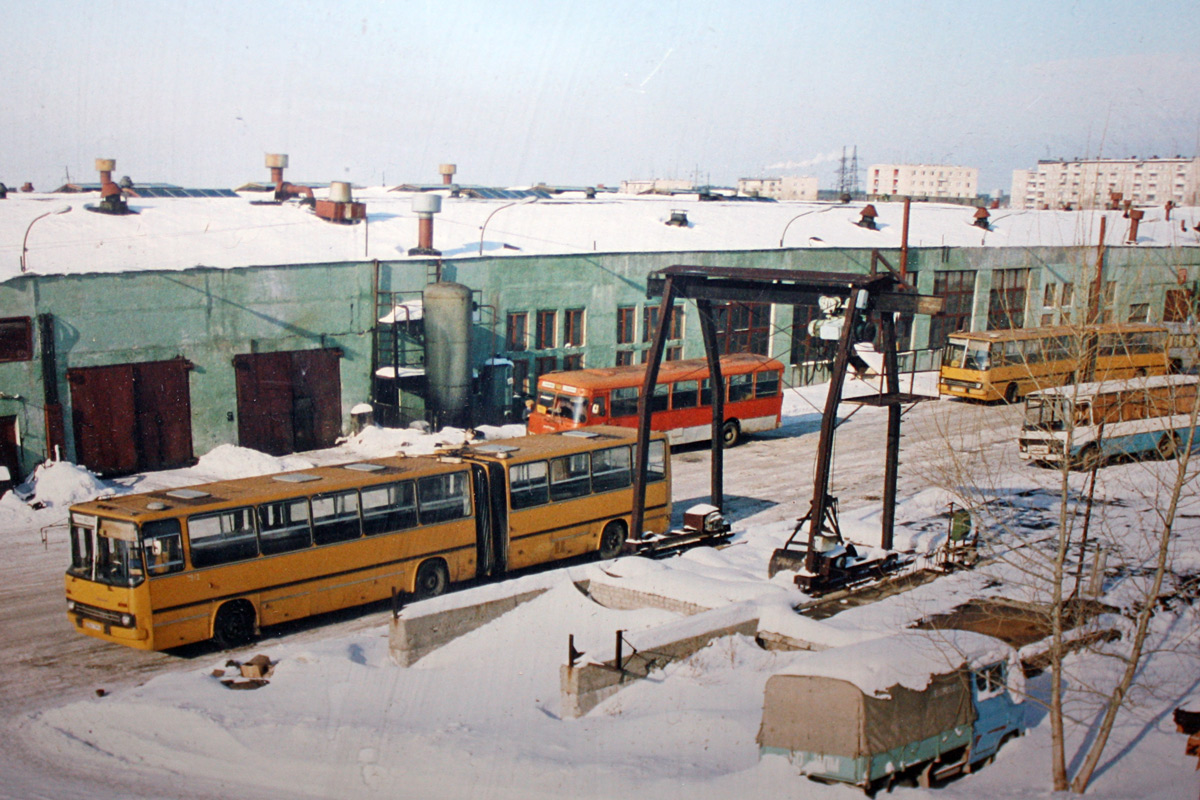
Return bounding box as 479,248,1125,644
315,181,366,224
438,163,457,185
857,204,878,230
666,209,688,227
409,193,443,256
1126,208,1144,244
973,207,991,230
266,153,314,204
93,158,132,215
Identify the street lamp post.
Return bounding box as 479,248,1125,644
479,196,538,255
20,205,72,273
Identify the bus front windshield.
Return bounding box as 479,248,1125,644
944,339,991,371
537,391,588,423
1023,397,1069,431
68,513,146,586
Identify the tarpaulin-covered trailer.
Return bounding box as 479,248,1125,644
757,631,1024,791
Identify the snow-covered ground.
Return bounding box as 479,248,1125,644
1,378,1198,799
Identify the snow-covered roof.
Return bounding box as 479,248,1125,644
3,186,1198,282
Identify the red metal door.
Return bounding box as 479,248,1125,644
291,348,342,452
234,351,295,456
0,415,20,484
68,364,138,474
133,358,194,471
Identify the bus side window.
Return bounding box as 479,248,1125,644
755,371,780,397
361,481,417,535
699,378,719,406
592,445,632,492
417,472,471,525
611,387,639,417
312,490,362,545
728,374,753,402
143,518,184,576
634,440,667,482
258,498,313,555
672,380,699,409
188,507,258,567
509,461,549,510
649,383,670,413
1073,401,1092,426
549,453,591,501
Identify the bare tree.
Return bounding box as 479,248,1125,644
914,250,1200,793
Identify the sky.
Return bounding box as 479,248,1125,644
5,0,1200,196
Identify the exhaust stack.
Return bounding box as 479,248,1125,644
438,163,457,185
408,193,442,256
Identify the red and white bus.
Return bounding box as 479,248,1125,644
528,353,786,446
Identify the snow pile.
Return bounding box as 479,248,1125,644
776,629,1021,697
12,460,111,508
192,444,315,480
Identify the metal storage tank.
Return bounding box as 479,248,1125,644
423,282,473,427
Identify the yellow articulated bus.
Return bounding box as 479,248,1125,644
65,426,670,651
939,323,1169,403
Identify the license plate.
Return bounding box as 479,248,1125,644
1028,446,1048,455
82,619,102,631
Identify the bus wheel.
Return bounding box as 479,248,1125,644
213,600,256,649
1075,443,1103,472
1156,432,1181,460
1003,383,1018,404
598,520,627,560
414,560,449,600
721,419,741,447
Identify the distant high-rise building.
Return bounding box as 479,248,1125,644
1010,156,1200,210
867,163,979,200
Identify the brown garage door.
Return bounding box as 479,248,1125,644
233,348,342,456
67,358,195,475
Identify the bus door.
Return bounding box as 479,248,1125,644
470,463,508,578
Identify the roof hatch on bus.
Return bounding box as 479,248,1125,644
343,462,386,472
273,473,321,483
165,488,210,500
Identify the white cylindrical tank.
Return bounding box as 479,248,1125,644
423,282,472,425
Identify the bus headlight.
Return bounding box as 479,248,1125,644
120,613,135,627
66,600,76,612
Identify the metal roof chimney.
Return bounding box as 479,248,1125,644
315,181,366,224
409,193,442,256
438,163,457,185
858,204,878,230
266,153,288,191
973,207,991,229
1126,208,1144,243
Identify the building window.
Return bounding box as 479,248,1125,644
987,268,1029,330
1165,288,1193,323
616,306,637,345
642,304,684,343
929,270,977,348
714,302,771,355
666,345,683,362
536,310,557,350
536,355,558,379
506,313,528,352
0,317,33,363
563,353,583,371
615,350,634,366
1127,303,1150,323
564,308,585,348
512,359,530,399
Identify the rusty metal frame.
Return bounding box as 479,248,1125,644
628,263,943,570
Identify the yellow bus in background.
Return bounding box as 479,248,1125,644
939,323,1169,403
65,427,670,651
